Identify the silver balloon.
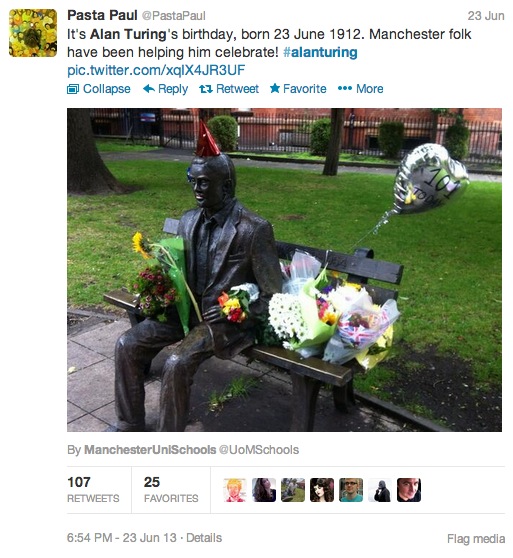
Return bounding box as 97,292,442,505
392,143,470,215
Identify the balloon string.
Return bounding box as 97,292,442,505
347,209,397,253
347,228,376,252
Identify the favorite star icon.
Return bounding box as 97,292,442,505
270,83,280,93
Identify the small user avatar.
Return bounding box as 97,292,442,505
281,478,305,502
224,478,245,502
397,478,421,502
340,478,363,502
310,478,334,502
252,478,276,502
9,9,57,57
369,478,392,502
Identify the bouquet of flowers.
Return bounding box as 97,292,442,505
315,286,339,327
355,324,395,370
269,250,338,354
267,248,401,368
131,232,201,335
218,283,259,323
268,293,309,349
131,265,178,322
323,284,400,367
294,269,340,350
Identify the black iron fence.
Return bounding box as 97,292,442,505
90,109,502,165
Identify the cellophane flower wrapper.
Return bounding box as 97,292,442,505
232,282,260,304
150,237,191,335
293,269,339,349
356,324,395,370
323,290,400,365
283,250,322,296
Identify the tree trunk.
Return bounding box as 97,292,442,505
322,108,344,176
430,111,439,143
67,108,127,194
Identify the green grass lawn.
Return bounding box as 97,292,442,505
95,138,502,173
95,138,162,152
68,159,501,394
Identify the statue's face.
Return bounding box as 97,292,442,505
189,161,226,213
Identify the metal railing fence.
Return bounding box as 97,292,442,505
90,109,502,165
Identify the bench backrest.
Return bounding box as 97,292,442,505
163,217,403,304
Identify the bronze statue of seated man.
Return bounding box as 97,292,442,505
111,123,282,432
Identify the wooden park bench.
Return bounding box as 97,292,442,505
104,218,404,432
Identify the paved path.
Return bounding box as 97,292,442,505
67,311,429,433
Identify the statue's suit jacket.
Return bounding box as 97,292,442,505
178,200,282,358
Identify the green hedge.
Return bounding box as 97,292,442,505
378,121,405,159
207,115,238,151
310,118,331,156
444,120,470,161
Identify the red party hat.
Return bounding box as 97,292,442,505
195,120,221,157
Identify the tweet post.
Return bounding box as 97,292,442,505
4,0,508,555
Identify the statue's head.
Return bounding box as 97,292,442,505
189,153,236,196
188,154,235,213
188,122,237,213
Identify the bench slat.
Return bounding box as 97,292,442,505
276,241,403,285
103,288,139,313
359,285,400,304
244,345,353,387
164,218,402,285
163,217,180,235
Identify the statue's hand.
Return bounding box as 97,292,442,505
202,305,224,324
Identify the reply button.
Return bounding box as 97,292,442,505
158,84,189,95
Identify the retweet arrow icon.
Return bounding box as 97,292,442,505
143,84,155,93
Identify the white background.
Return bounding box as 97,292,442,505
3,1,508,555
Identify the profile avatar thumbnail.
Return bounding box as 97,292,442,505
9,9,57,57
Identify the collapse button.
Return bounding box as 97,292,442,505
83,83,131,95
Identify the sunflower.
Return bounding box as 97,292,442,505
132,232,151,259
